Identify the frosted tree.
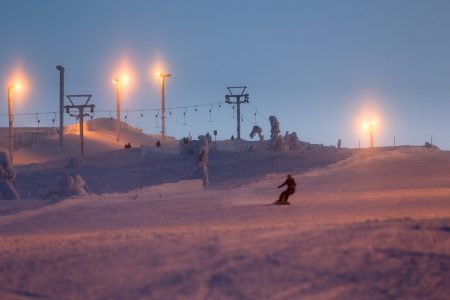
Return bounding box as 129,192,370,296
59,158,89,196
284,131,302,151
249,125,264,141
0,151,20,200
268,117,302,151
269,116,284,150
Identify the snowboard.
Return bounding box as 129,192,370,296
273,201,290,205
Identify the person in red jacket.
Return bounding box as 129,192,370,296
275,174,296,205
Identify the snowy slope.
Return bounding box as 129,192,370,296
12,125,178,165
11,127,351,199
0,135,449,299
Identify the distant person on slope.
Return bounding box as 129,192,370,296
275,174,296,205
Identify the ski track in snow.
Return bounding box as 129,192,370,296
1,130,450,299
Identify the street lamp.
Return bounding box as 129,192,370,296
363,121,376,148
157,72,171,139
112,77,128,142
56,65,65,147
7,84,21,163
112,78,121,142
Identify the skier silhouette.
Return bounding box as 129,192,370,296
275,174,296,205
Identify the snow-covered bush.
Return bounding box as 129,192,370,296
0,151,20,200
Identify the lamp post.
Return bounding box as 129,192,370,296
113,78,121,142
56,65,65,147
364,121,376,148
157,72,171,139
7,84,21,163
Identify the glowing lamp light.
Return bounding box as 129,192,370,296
8,84,21,91
113,76,128,84
156,72,172,79
363,121,376,129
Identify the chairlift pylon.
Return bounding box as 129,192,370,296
155,110,160,128
182,107,188,125
35,114,41,128
208,105,213,122
52,112,56,128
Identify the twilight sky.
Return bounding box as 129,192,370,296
1,0,450,149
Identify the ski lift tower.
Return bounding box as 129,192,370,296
65,94,95,159
225,86,249,140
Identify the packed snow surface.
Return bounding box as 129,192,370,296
0,129,449,299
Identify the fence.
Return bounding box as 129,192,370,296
0,127,58,149
64,118,143,134
214,139,267,152
0,118,145,150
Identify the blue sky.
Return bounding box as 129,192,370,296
1,0,450,148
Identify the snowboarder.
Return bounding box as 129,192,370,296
156,140,161,147
275,174,296,205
